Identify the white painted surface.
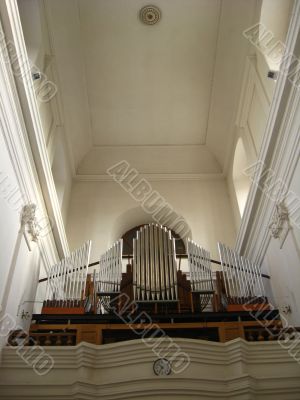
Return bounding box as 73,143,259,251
262,154,300,325
18,0,73,227
77,145,222,175
205,0,257,169
264,232,300,325
259,0,294,71
227,55,273,230
287,156,300,253
0,130,23,309
51,133,72,224
38,0,257,173
0,0,61,333
66,178,236,262
233,1,300,325
0,129,44,330
80,0,220,146
232,137,252,216
1,339,300,399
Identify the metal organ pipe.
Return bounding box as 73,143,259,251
45,241,91,304
218,243,265,303
133,224,178,302
154,225,160,300
97,239,123,294
187,239,214,310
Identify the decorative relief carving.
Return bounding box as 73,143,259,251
269,202,290,248
20,203,40,249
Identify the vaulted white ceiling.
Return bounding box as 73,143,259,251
23,0,258,176
79,0,221,147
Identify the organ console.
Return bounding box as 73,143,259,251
28,224,275,345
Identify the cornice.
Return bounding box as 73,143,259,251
91,144,208,149
74,173,226,183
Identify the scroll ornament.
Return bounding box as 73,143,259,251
20,203,40,249
269,202,290,247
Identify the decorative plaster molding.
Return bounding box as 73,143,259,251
269,201,290,248
20,203,40,249
139,5,161,25
1,339,300,399
74,173,226,182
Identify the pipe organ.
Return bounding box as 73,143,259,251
40,232,270,315
32,226,275,345
133,224,178,302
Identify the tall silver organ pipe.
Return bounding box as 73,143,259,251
217,242,265,303
45,241,91,301
187,239,214,293
133,224,178,302
187,239,214,310
97,239,123,294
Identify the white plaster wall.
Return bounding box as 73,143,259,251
288,155,300,253
0,130,23,309
66,178,236,263
264,232,300,326
262,153,300,326
18,0,73,227
3,239,42,331
17,0,53,145
51,133,72,225
227,0,293,226
227,56,300,323
259,0,294,72
227,55,273,229
0,130,43,331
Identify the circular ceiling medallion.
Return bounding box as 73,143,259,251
140,5,161,25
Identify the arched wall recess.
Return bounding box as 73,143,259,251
121,225,186,256
110,206,192,247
